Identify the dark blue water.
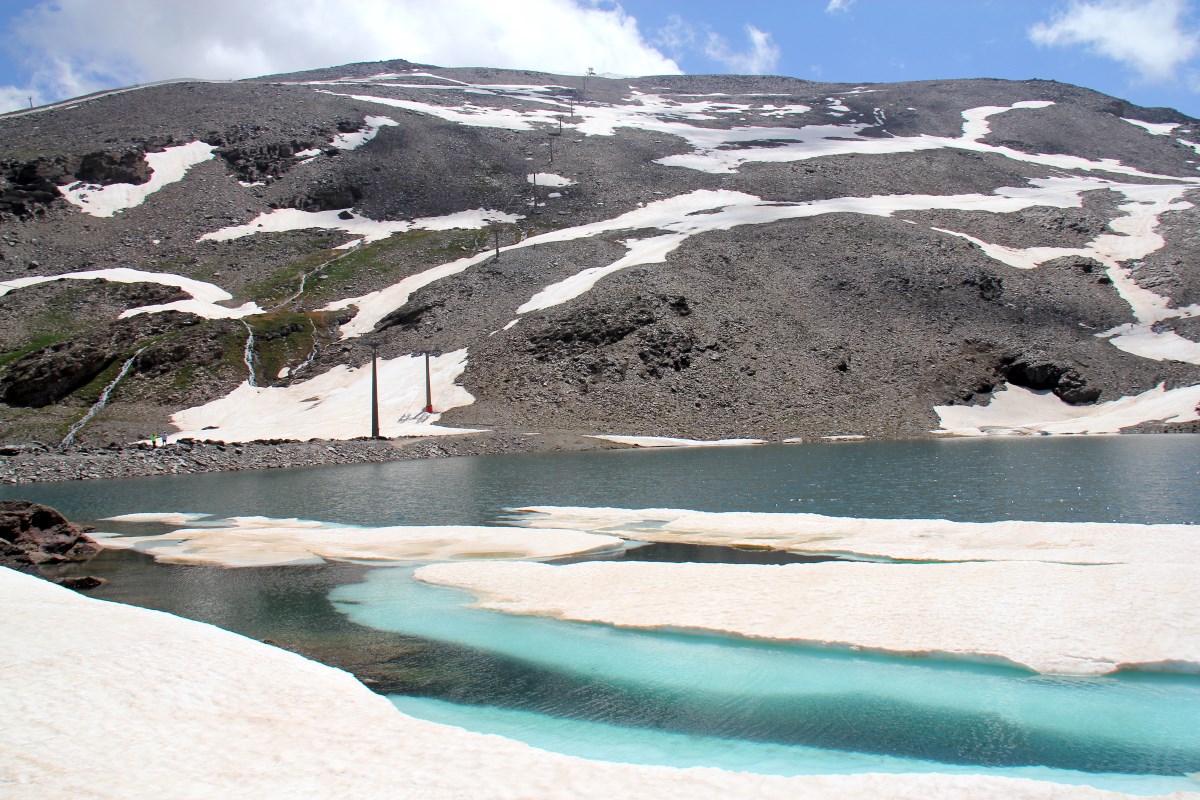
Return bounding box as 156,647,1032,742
4,436,1199,526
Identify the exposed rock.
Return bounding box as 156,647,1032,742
0,499,100,569
75,150,152,186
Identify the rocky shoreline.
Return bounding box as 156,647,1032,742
0,430,620,484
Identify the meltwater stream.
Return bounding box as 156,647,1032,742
332,566,1200,795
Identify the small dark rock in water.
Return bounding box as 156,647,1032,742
0,500,102,569
57,575,105,591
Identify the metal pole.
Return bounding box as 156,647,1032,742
369,343,380,439
493,227,501,261
424,352,434,413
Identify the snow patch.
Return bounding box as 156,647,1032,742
200,207,519,247
332,115,399,149
168,349,479,443
588,435,766,448
0,267,262,321
1122,118,1180,136
934,382,1200,436
527,172,575,186
59,141,215,217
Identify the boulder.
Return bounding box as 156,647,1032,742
0,500,101,569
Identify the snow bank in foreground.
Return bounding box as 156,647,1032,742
59,141,215,217
96,515,623,566
934,382,1200,436
168,349,478,443
587,434,767,448
509,506,1200,565
415,560,1200,676
5,568,1162,799
0,267,262,320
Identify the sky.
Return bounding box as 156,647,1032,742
2,0,1200,116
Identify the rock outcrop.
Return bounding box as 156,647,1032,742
0,499,100,569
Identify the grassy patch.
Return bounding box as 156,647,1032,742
0,333,68,371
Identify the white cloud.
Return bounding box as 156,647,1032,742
1029,0,1199,81
826,0,857,12
704,25,781,75
0,0,680,108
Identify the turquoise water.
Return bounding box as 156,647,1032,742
333,566,1200,793
9,436,1200,791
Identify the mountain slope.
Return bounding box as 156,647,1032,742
2,59,1199,447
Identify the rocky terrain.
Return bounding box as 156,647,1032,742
2,58,1200,469
0,499,101,586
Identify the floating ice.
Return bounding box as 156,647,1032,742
59,141,215,217
415,559,1200,675
96,515,623,567
509,505,1200,565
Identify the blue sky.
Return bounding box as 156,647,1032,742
2,0,1200,115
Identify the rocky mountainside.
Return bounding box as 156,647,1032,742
2,58,1200,448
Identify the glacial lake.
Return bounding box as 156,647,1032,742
6,435,1200,794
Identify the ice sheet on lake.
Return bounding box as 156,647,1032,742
0,267,262,320
96,515,623,566
934,382,1200,436
4,567,1163,800
168,348,479,443
509,505,1200,565
415,559,1200,675
59,141,215,217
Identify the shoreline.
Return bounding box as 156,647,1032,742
2,427,1198,485
0,430,621,485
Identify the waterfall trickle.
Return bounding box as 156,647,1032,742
60,347,146,448
293,318,319,376
241,321,258,387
